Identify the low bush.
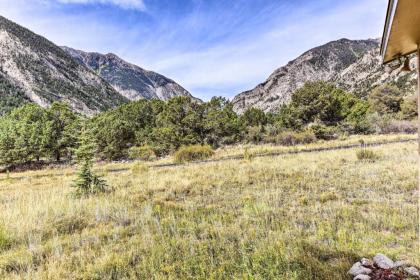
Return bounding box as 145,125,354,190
400,94,417,120
275,131,317,146
366,113,392,134
380,120,417,134
128,145,156,161
319,191,339,203
174,145,215,163
356,149,379,162
49,212,89,235
308,123,338,140
0,248,33,274
0,225,11,250
245,126,264,144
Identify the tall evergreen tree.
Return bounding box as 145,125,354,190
43,102,80,161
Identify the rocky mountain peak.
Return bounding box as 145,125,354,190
232,38,415,114
0,16,128,115
62,47,196,101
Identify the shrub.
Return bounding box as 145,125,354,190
275,131,317,146
128,145,156,161
49,212,89,235
264,124,281,137
149,143,171,158
369,85,403,115
356,149,379,162
308,123,338,140
240,108,267,127
345,101,372,134
245,126,264,144
0,248,33,273
319,191,339,203
400,94,417,120
380,120,417,134
366,113,392,134
280,81,355,128
174,145,214,163
220,135,237,146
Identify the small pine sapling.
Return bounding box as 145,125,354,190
72,125,108,196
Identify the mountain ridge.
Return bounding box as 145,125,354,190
0,15,128,115
61,47,196,102
232,38,417,113
0,15,197,115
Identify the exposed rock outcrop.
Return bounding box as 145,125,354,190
233,38,417,114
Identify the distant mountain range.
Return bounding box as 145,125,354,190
61,47,194,101
0,15,194,115
232,38,417,113
0,15,416,116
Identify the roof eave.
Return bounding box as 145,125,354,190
381,0,399,64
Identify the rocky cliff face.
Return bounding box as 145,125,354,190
0,16,128,115
62,47,195,101
232,38,417,113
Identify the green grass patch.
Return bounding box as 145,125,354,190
356,149,380,162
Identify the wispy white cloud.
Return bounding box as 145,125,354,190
129,0,387,99
55,0,146,11
53,0,146,11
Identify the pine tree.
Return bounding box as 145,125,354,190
72,125,108,197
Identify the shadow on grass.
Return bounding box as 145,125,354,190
284,241,361,280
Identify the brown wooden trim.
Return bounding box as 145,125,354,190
417,46,420,250
381,0,396,55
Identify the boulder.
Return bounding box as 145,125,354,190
373,253,394,269
404,266,420,277
348,262,373,276
354,275,371,280
361,258,374,267
393,260,408,268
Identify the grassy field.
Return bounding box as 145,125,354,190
0,135,418,279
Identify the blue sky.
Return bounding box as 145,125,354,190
0,0,387,100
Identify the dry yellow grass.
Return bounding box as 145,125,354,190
0,134,418,279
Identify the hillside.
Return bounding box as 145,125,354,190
0,15,128,115
0,73,30,116
232,38,417,113
62,47,195,101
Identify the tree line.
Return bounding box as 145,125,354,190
0,81,416,167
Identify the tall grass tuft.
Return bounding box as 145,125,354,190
0,225,11,250
243,147,254,161
131,162,149,175
128,145,156,161
356,149,379,162
174,145,214,163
